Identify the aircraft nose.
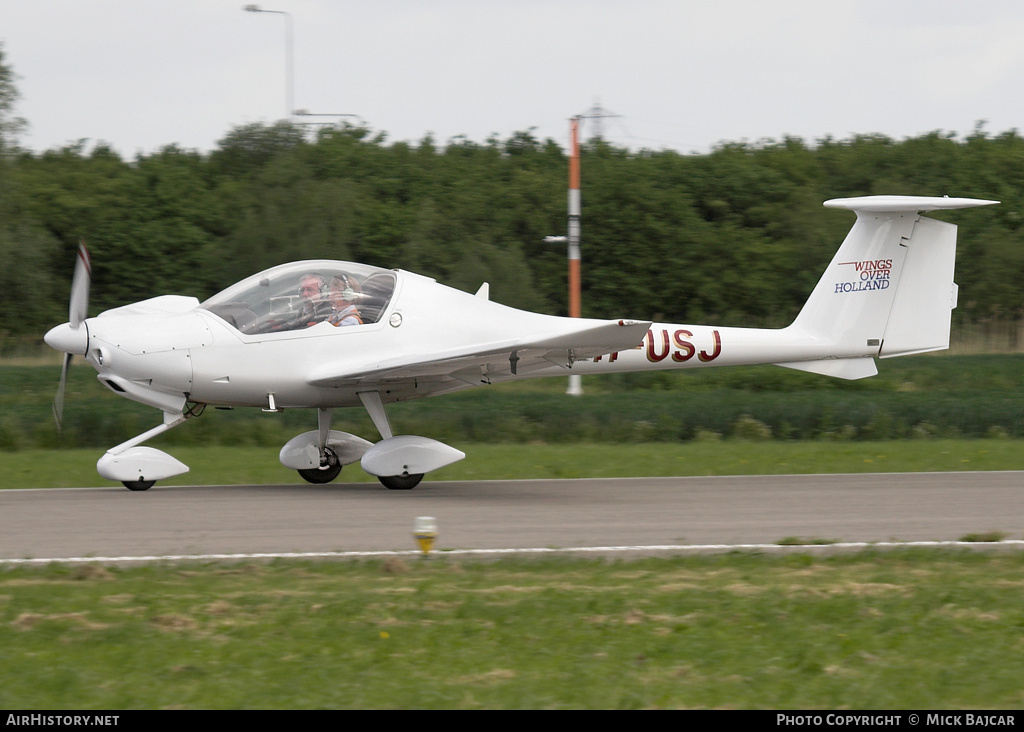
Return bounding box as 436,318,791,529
44,322,88,355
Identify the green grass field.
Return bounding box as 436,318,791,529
2,552,1024,709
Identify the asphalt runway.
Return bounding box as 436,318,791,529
2,472,1022,562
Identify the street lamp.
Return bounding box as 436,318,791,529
243,4,294,119
544,116,584,396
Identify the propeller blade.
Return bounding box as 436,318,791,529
53,243,90,432
69,241,91,329
53,352,72,433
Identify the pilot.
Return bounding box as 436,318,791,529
296,273,331,327
327,273,364,327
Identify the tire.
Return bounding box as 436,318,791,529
379,473,424,490
297,448,342,484
123,480,155,491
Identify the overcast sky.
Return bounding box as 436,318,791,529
3,0,1024,157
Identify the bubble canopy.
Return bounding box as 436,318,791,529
200,261,398,335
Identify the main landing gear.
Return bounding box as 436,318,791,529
297,445,343,484
123,479,156,492
378,473,424,490
285,395,461,490
295,463,423,490
286,403,425,490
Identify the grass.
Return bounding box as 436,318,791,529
3,438,1024,490
2,551,1024,709
775,537,840,546
958,532,1009,543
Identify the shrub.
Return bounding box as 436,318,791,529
730,414,772,441
693,427,722,442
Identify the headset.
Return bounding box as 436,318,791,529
329,273,358,302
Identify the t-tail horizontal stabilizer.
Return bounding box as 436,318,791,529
777,195,998,378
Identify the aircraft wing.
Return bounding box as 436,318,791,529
305,319,651,387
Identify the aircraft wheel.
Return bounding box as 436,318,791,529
379,473,424,490
297,448,342,484
123,480,155,491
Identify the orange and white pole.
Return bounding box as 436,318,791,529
568,116,581,319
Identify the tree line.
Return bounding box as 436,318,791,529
2,48,1022,343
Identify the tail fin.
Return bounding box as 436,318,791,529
789,196,997,369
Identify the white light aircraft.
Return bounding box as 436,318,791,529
44,195,996,491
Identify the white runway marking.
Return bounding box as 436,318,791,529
3,540,1023,566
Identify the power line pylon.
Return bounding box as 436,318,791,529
578,98,622,140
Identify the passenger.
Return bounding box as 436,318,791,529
296,273,331,327
327,274,364,327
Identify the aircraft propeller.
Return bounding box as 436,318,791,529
48,241,91,432
69,240,90,329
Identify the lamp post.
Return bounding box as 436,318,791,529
545,116,584,396
243,4,294,119
567,116,582,325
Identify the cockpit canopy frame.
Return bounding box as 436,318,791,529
200,261,398,335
